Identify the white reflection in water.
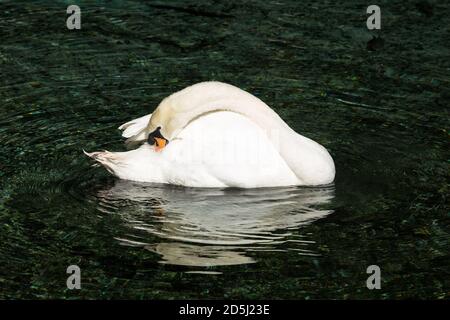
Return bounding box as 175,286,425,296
97,180,334,269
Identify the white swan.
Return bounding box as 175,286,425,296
85,81,335,188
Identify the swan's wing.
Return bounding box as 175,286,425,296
118,113,151,146
164,111,301,188
118,113,151,137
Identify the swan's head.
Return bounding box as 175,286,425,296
146,98,184,151
145,106,169,151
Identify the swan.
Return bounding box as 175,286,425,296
85,81,335,188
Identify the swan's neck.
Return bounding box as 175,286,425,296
169,93,290,140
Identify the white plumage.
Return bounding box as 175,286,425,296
85,82,335,188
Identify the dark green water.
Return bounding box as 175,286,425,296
0,0,449,299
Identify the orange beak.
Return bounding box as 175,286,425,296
154,137,167,152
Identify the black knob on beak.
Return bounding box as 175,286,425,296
148,127,168,146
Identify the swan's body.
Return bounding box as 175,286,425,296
86,81,335,188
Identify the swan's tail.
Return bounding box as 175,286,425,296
83,149,128,176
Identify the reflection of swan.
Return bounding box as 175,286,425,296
96,180,335,268
86,82,335,187
148,243,255,267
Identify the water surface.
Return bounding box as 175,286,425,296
0,0,449,299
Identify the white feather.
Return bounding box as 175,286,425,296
119,113,151,138
118,113,152,146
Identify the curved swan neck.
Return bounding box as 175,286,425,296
159,82,290,140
